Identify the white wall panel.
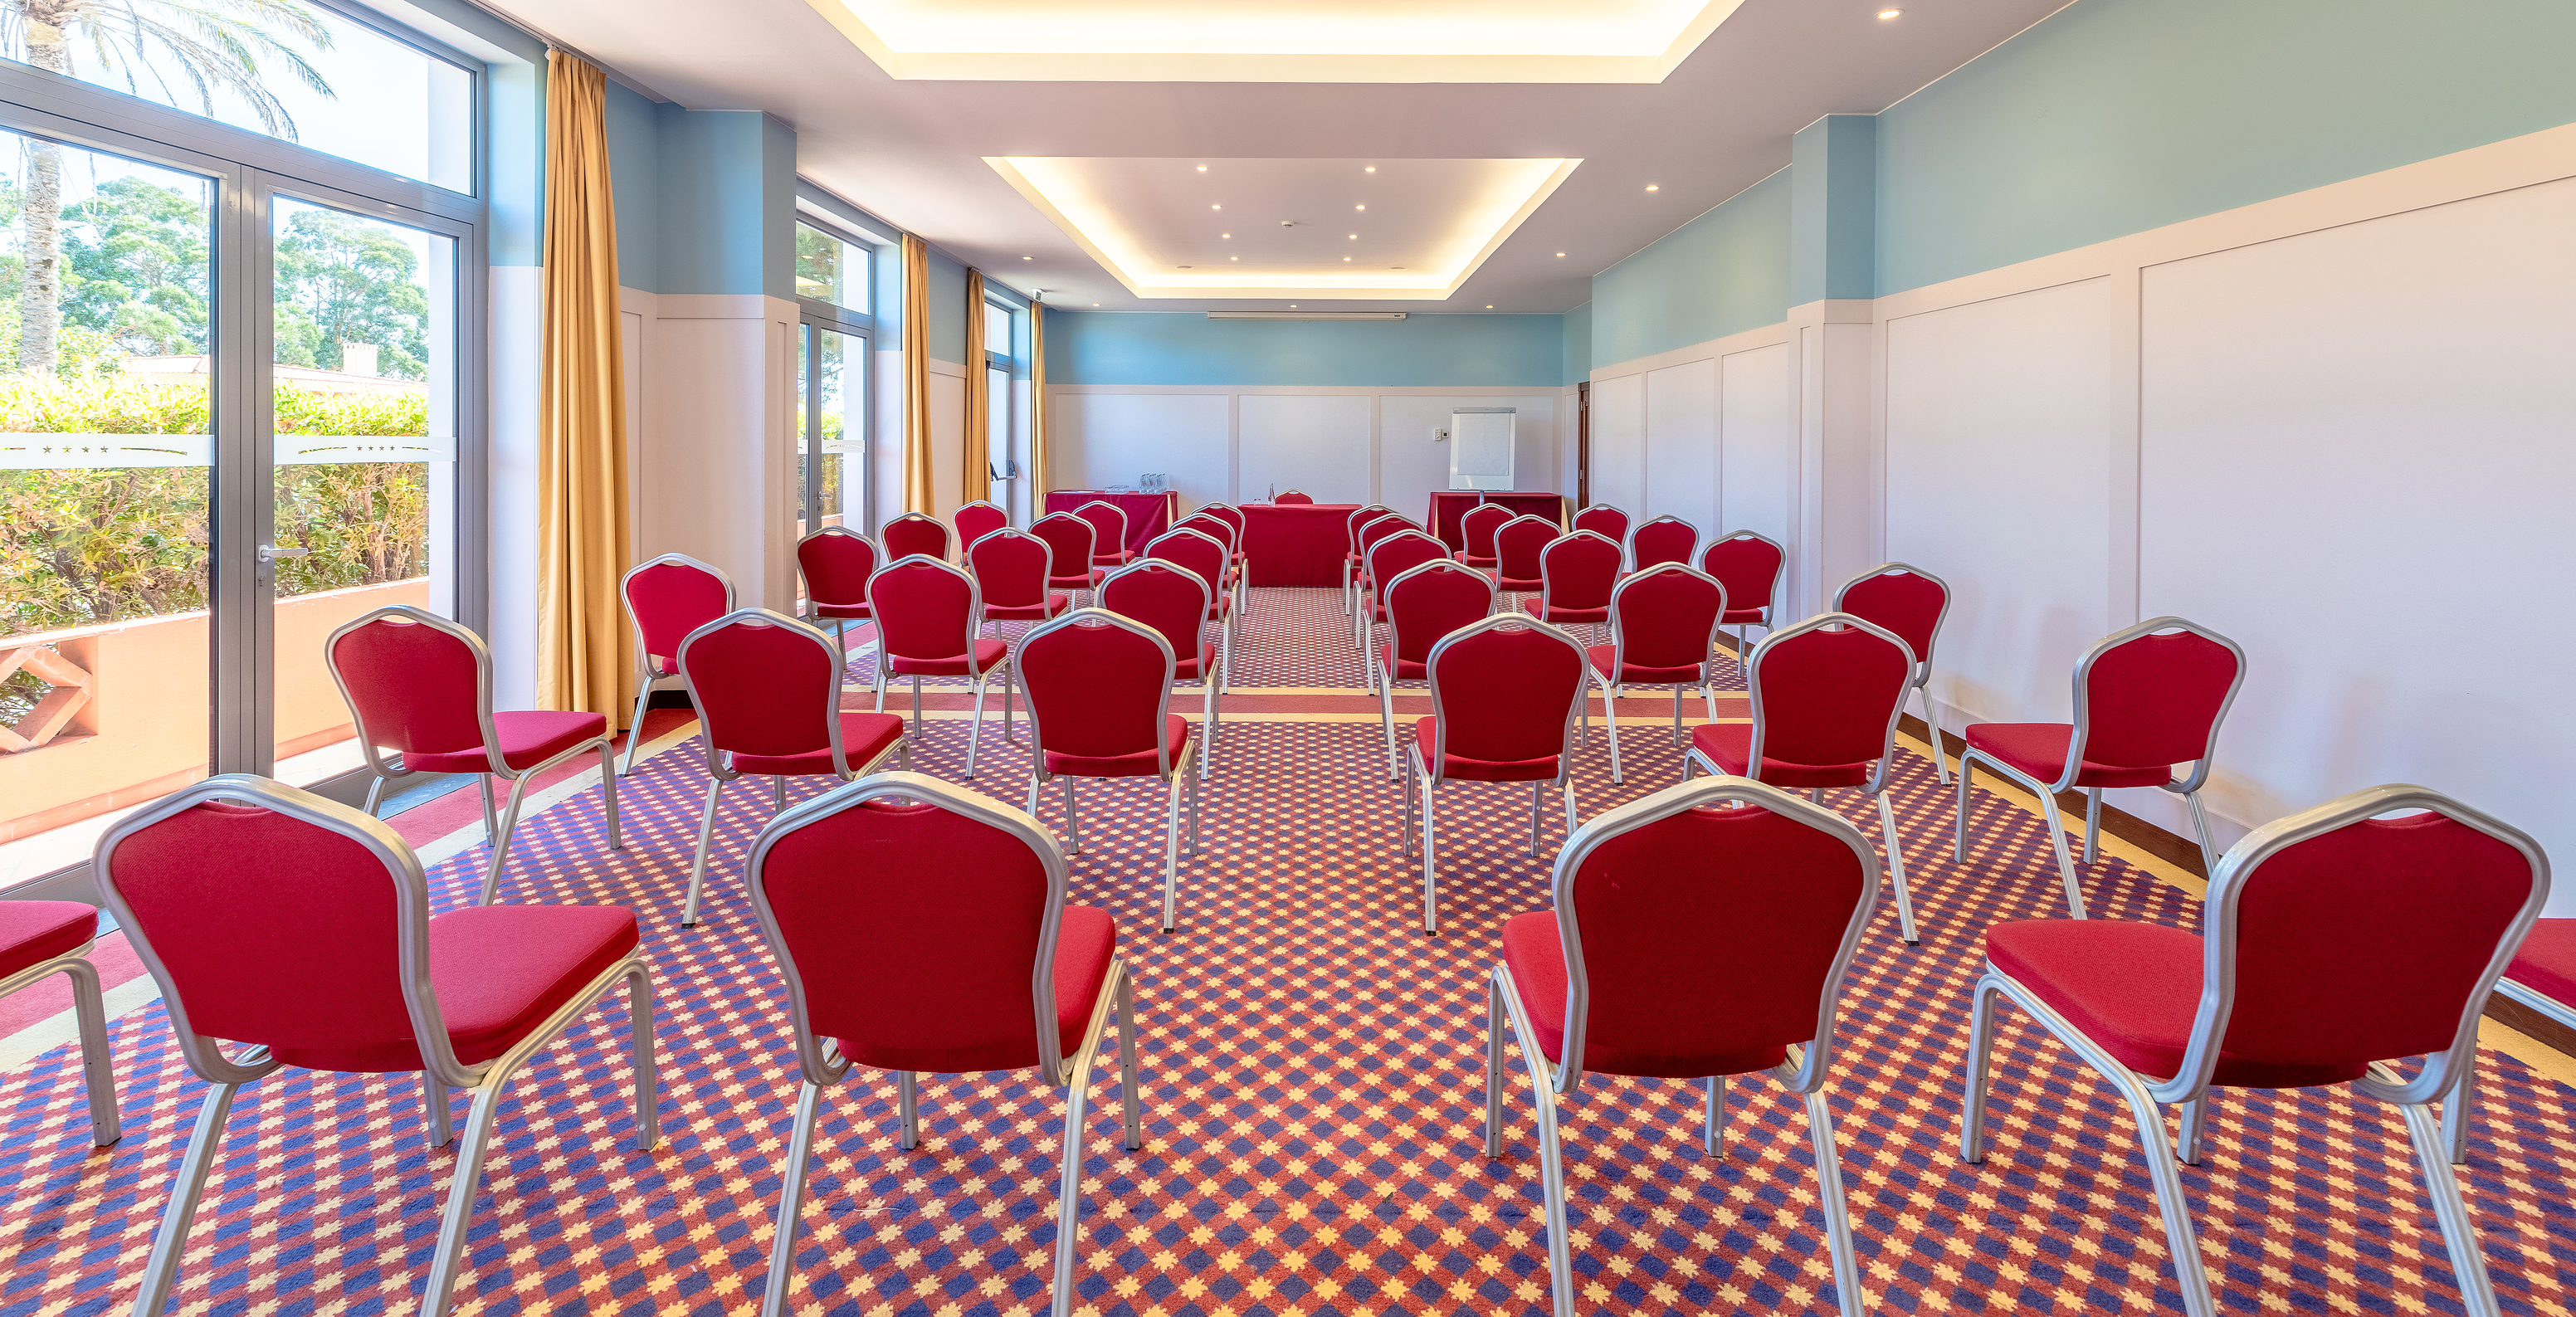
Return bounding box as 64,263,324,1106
1054,393,1232,512
1885,277,2112,731
1588,373,1646,517
1642,359,1719,546
2137,178,2576,885
1242,394,1371,505
1718,342,1794,550
1383,394,1559,523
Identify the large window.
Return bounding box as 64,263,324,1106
793,212,873,541
796,221,870,315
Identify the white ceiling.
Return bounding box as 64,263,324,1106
484,0,2073,314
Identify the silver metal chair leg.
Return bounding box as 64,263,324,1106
52,958,119,1146
418,1078,518,1317
626,961,660,1144
1876,790,1920,944
1482,975,1507,1158
910,675,924,740
1160,773,1183,932
621,677,655,777
1562,779,1578,836
683,773,723,927
897,1070,920,1149
1917,683,1950,786
477,776,534,906
2445,1056,2476,1165
2185,789,2221,877
2083,787,2103,865
1025,772,1043,817
1960,975,2004,1163
2113,1073,2219,1317
1065,778,1080,854
1798,1081,1868,1317
598,741,621,850
1601,678,1622,784
2398,1090,2505,1317
1704,1076,1725,1156
1186,766,1200,856
1420,778,1438,934
872,652,887,712
129,1078,244,1317
1115,971,1143,1150
1529,780,1542,856
477,774,498,846
1201,674,1219,781
967,673,988,778
421,1071,452,1147
759,1080,826,1317
1671,684,1684,745
1953,755,1977,862
1528,1056,1578,1317
1049,1037,1102,1317
2035,787,2090,919
773,776,786,812
362,774,388,817
1377,658,1401,782
2176,1095,2207,1165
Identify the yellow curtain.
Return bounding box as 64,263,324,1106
534,51,632,724
901,234,934,513
1030,300,1049,503
962,267,987,511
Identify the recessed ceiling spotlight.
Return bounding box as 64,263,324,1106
1344,256,1351,261
1212,203,1222,210
1196,164,1208,171
1364,166,1375,173
1022,256,1032,260
1879,7,1901,17
1646,184,1660,192
1486,305,1494,309
1232,256,1240,261
1222,233,1231,238
1355,204,1365,211
1349,234,1358,240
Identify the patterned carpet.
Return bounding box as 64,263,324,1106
0,588,2569,1317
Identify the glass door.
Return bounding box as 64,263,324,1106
797,321,865,543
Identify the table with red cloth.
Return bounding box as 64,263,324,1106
1427,491,1566,551
1241,502,1362,587
1042,490,1178,558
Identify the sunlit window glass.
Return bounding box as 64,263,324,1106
795,222,869,314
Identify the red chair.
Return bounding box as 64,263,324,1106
954,499,1008,550
968,528,1072,632
1074,500,1135,568
1276,489,1315,504
1962,783,2544,1317
1491,514,1556,604
1017,610,1199,930
1146,526,1239,690
1700,529,1788,659
1407,615,1590,933
1686,612,1922,944
620,552,737,778
0,900,119,1145
96,774,656,1317
2448,919,2576,1162
1101,559,1222,780
325,605,620,906
1031,511,1106,607
1340,503,1395,614
793,526,875,652
868,555,1017,776
1519,529,1622,647
1585,563,1727,786
1359,529,1451,676
1954,617,2246,919
1572,503,1629,546
1486,776,1881,1317
1836,562,1954,784
882,510,950,563
676,609,909,925
1372,559,1496,781
1175,510,1247,619
744,771,1139,1317
1349,511,1418,637
1624,514,1697,573
1456,502,1513,570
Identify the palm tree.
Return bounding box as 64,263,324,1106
4,0,333,375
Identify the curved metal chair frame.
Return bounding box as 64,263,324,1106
1834,561,1955,785
1372,559,1499,782
1703,528,1788,660
1100,558,1224,781
1017,608,1201,930
866,554,1019,776
1586,562,1729,786
622,550,739,776
1407,614,1591,933
1341,503,1395,615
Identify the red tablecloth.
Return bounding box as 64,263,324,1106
1044,490,1178,557
1242,502,1361,587
1427,491,1565,550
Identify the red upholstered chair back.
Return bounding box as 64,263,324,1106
625,554,737,673
1201,503,1247,544
747,773,1076,1076
1573,504,1630,544
1383,561,1497,668
1366,530,1449,598
1700,532,1786,615
1276,490,1315,505
1355,513,1417,561
1548,779,1877,1084
1018,611,1178,766
1834,563,1946,676
1145,527,1230,603
1608,564,1727,671
968,529,1054,611
679,610,844,762
883,512,950,562
2182,785,2548,1090
954,500,1008,550
1535,531,1622,612
1030,513,1096,577
1100,560,1211,665
1075,501,1129,558
1459,503,1513,559
1424,617,1588,766
1493,515,1557,581
1174,513,1237,555
1745,615,1913,773
95,776,455,1079
795,531,875,611
2073,618,2246,775
326,607,491,764
1627,515,1697,570
869,557,983,664
1344,504,1393,554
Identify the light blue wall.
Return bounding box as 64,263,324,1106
1048,312,1566,387
1588,170,1790,368
1561,301,1591,383
1789,115,1876,305
1876,0,2576,295
603,81,658,290
649,108,796,298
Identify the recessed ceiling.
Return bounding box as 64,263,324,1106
986,157,1579,300
803,0,1747,82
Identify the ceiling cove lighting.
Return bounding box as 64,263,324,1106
805,0,1755,84
1210,311,1404,320
985,154,1582,301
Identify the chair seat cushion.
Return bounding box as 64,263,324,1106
1689,724,1869,790
732,713,906,777
1043,715,1193,778
1719,607,1766,625
983,593,1071,622
812,601,872,621
1587,645,1704,685
1521,599,1608,625
405,710,607,775
1985,919,2370,1089
1048,568,1106,589
1091,550,1138,566
2506,918,2576,1008
1173,642,1219,682
1966,723,2176,789
1495,575,1544,593
1378,645,1426,681
0,901,97,979
1457,554,1500,569
274,904,640,1073
1500,913,1790,1080
1413,718,1559,783
839,905,1117,1075
890,637,1012,677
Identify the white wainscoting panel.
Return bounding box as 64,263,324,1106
1055,393,1232,512
2137,177,2576,887
1885,276,2113,731
1642,359,1719,546
1383,394,1560,521
1718,342,1794,550
1588,373,1646,516
1242,393,1372,505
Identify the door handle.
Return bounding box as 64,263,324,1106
256,543,309,584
